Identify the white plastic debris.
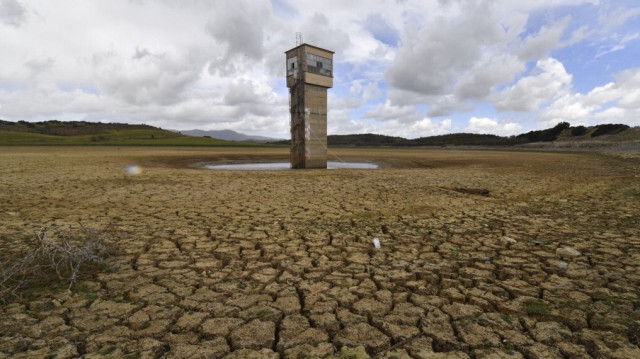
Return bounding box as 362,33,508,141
558,261,568,273
124,164,142,176
373,237,381,249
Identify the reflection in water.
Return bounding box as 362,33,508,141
205,161,377,170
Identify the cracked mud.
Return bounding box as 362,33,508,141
1,147,639,358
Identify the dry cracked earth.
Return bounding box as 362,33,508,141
1,147,639,359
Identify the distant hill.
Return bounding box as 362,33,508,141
0,119,157,136
180,129,282,143
270,122,639,147
329,133,407,146
270,133,519,146
0,120,257,146
1,119,636,148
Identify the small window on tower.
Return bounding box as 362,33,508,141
287,56,298,76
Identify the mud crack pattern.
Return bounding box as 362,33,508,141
1,147,639,358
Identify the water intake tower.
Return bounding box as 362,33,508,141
286,41,333,169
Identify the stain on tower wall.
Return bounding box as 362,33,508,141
304,84,328,168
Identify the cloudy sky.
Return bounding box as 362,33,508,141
1,0,639,138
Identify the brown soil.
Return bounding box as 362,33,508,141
1,146,639,358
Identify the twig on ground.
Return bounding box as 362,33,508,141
374,332,425,358
0,223,116,303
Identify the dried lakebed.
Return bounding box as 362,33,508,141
1,147,639,358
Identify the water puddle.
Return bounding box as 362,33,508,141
204,161,378,170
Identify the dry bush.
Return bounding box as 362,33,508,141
0,223,117,303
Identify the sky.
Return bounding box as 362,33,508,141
0,0,639,139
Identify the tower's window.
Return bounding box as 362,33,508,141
287,56,298,76
306,53,332,76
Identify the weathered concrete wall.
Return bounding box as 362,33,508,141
305,84,328,168
304,72,333,88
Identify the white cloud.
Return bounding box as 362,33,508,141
494,58,572,112
364,13,399,46
299,13,351,56
597,5,640,30
386,1,506,97
454,52,524,100
207,1,269,61
596,32,640,58
536,67,640,128
364,100,420,123
585,82,618,106
517,17,570,60
358,100,452,137
465,117,523,136
384,2,577,118
0,0,26,27
224,79,276,107
538,94,596,128
611,68,640,109
404,118,452,138
328,116,375,135
92,49,205,106
426,95,463,117
349,80,382,102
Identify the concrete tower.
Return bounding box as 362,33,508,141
285,43,333,169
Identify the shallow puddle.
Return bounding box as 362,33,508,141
204,161,378,170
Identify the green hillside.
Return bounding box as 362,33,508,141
0,120,257,146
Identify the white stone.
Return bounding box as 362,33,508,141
503,237,517,243
556,247,581,257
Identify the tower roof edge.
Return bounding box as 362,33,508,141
284,43,334,54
